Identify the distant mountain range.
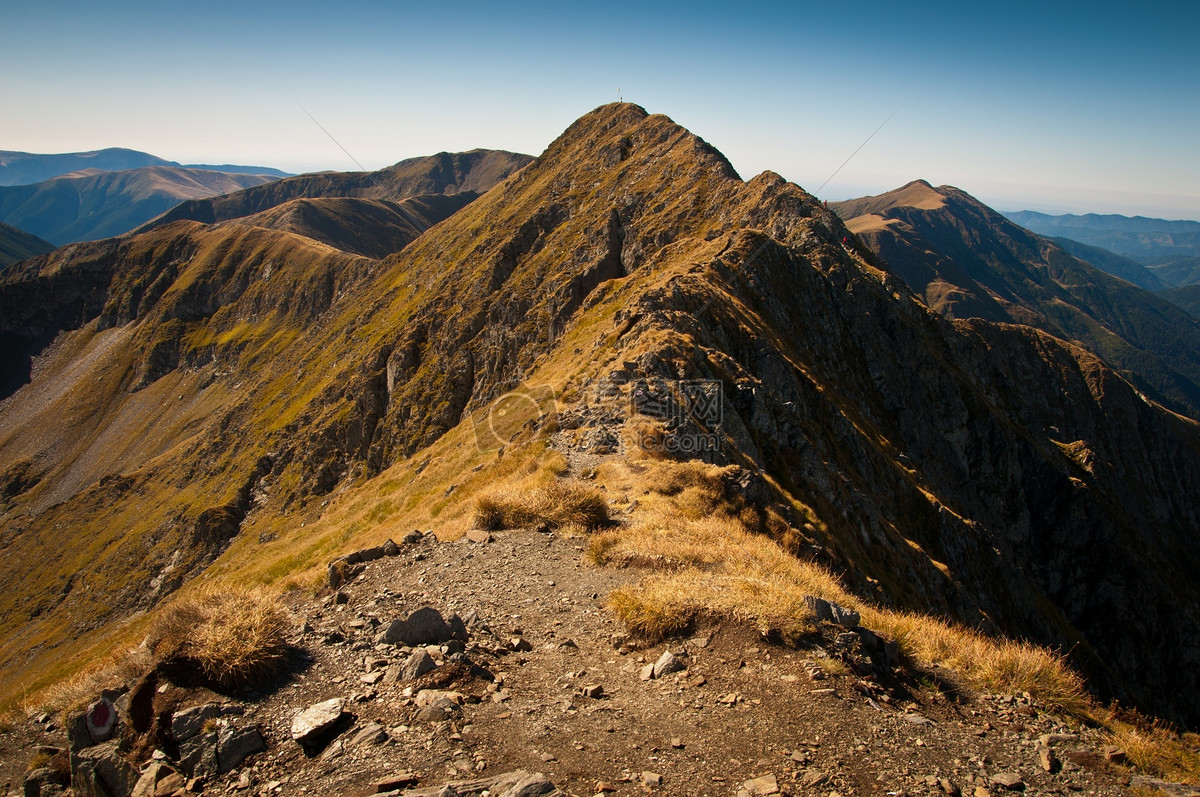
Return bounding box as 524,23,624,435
0,166,283,245
0,147,290,186
1005,210,1200,276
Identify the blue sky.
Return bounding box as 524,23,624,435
2,0,1198,218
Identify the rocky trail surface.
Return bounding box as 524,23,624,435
6,523,1177,797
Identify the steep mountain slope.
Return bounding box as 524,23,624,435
0,147,287,186
232,193,479,258
0,221,54,269
1049,235,1167,290
138,149,533,231
834,181,1200,418
1006,209,1200,262
0,166,281,244
2,105,1199,731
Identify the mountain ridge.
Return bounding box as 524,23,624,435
2,103,1199,734
833,181,1200,419
137,149,535,233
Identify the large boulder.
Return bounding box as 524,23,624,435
378,607,453,646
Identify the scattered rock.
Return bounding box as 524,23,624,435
290,698,346,754
641,771,663,787
402,650,438,681
466,529,493,544
130,761,185,797
652,650,685,679
580,684,605,699
1101,745,1127,764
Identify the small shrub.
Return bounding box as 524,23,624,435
148,586,289,690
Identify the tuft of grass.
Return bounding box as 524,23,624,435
475,479,609,531
147,586,289,690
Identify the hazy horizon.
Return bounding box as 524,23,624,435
3,1,1197,221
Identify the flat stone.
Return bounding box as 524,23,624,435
989,772,1024,790
641,771,663,787
374,771,419,792
178,731,218,778
501,772,558,796
742,774,779,795
580,684,604,699
465,529,493,544
171,704,223,743
350,722,388,748
290,698,345,752
639,663,655,681
216,726,265,774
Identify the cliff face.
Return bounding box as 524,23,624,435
1,105,1199,725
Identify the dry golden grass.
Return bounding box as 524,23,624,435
475,479,609,531
38,645,155,717
1096,711,1200,785
591,458,1088,713
147,586,289,689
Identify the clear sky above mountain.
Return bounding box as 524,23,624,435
3,0,1197,219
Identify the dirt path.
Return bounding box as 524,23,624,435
2,526,1150,796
